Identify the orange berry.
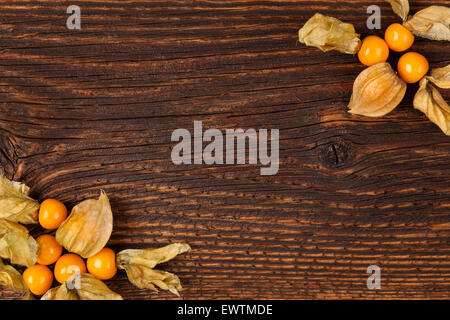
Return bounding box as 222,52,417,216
38,199,67,230
358,35,390,66
22,264,53,295
32,210,39,222
398,52,429,84
87,248,117,280
54,253,86,284
385,23,414,52
36,234,63,265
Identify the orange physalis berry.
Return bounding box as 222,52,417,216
36,234,63,265
385,23,414,52
87,248,117,280
23,264,53,295
358,35,390,66
54,253,87,284
39,199,68,230
397,52,429,84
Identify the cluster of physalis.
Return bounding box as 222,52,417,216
0,174,190,299
298,0,449,135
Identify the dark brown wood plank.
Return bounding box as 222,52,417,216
0,0,449,299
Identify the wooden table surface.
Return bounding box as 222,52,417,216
1,0,449,300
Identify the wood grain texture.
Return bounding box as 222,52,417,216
0,0,449,300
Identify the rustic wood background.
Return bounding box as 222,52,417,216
0,0,449,300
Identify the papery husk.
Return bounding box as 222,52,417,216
123,265,183,296
56,191,112,258
298,13,361,54
41,274,122,300
41,285,79,300
72,273,122,300
0,174,39,224
0,217,28,235
385,0,410,21
0,218,38,267
117,243,191,296
0,258,32,299
427,64,450,89
117,243,191,269
414,78,450,135
403,6,450,41
23,292,35,300
348,62,407,117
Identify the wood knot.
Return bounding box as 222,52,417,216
320,140,350,168
0,134,18,175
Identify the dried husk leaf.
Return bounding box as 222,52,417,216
298,13,361,54
117,243,191,296
117,243,191,269
385,0,410,21
124,265,183,296
348,62,407,117
23,292,35,300
403,6,450,41
427,64,450,89
72,273,122,300
0,174,39,224
41,285,79,300
414,78,450,135
0,258,31,299
56,191,112,258
42,274,121,300
0,218,38,267
0,217,28,235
